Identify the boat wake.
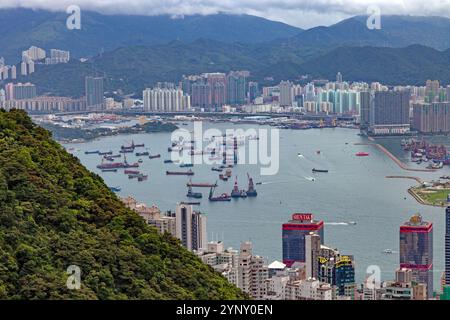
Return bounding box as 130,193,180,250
304,176,315,182
325,222,349,226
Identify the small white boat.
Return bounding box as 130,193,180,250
383,249,393,254
348,221,357,225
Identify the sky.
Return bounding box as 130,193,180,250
0,0,449,28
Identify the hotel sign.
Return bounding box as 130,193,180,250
292,213,313,221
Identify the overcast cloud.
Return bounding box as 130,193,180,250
0,0,449,28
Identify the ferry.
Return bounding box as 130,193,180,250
356,152,369,157
149,154,161,159
312,168,328,173
166,170,194,176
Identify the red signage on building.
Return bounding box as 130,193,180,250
292,213,313,221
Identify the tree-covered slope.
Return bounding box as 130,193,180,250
0,109,245,300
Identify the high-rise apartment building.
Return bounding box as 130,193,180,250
412,102,450,133
5,82,37,100
175,204,207,252
227,71,247,105
279,81,293,107
238,241,268,299
399,214,433,298
369,90,411,135
143,87,190,112
85,76,104,110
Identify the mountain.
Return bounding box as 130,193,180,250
300,44,450,85
0,109,245,299
281,15,450,50
0,8,302,62
17,40,450,98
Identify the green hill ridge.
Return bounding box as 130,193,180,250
0,109,245,300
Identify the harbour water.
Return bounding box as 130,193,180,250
63,122,448,287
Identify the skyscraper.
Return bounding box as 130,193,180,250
85,76,104,110
282,213,324,267
227,71,247,105
359,91,372,129
399,214,433,298
175,203,207,252
336,72,343,83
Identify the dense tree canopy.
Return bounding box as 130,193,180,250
0,109,245,299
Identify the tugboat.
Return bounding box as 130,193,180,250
246,173,258,197
208,186,231,202
186,186,202,199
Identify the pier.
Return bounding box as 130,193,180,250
355,142,435,172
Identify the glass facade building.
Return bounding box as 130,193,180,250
399,214,433,298
282,213,324,267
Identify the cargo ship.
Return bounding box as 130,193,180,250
121,140,144,150
166,170,194,176
246,173,257,197
102,168,118,172
85,150,100,155
149,154,161,159
136,151,149,156
208,187,231,202
186,186,202,199
186,180,217,188
99,151,113,156
312,168,328,173
180,163,194,168
119,148,134,153
124,170,140,175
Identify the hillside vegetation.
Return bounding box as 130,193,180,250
0,109,245,300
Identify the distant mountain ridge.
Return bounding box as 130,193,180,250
17,41,450,98
0,8,302,62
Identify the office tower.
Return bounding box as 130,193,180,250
5,82,37,100
399,214,433,298
143,87,189,112
369,90,411,135
248,81,259,103
227,71,247,105
282,213,324,267
85,76,104,110
238,241,268,299
279,81,293,107
412,102,450,133
317,246,356,299
336,72,343,83
175,204,207,252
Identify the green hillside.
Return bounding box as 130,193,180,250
0,109,245,300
